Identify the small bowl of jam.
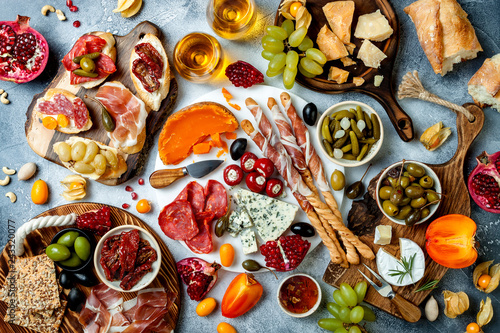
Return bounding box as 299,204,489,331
277,273,322,318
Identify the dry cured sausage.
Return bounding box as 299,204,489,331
158,200,199,240
175,181,206,215
185,211,215,254
204,180,228,219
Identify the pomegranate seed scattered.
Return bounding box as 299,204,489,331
131,192,138,200
73,21,80,28
66,0,73,7
125,186,133,192
225,61,264,88
70,6,78,12
122,203,130,209
138,178,145,185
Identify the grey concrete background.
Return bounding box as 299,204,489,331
1,0,499,332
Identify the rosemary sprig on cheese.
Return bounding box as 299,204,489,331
388,253,416,284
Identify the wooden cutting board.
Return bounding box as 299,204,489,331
323,104,484,319
0,203,181,333
24,21,178,186
275,0,414,142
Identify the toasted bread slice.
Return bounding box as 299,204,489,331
468,54,500,111
79,32,117,89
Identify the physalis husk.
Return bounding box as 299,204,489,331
279,0,311,30
443,290,469,318
477,297,493,328
61,174,87,201
473,260,500,293
420,121,451,151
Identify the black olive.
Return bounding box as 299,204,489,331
67,287,86,312
59,271,73,289
291,222,315,237
230,138,247,160
72,271,99,287
303,102,318,126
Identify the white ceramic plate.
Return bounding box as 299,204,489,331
154,85,344,273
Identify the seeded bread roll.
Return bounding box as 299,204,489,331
468,54,500,111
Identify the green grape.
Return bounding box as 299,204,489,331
262,50,276,61
300,57,323,75
317,318,344,331
262,35,280,45
349,306,364,324
286,50,299,70
334,328,348,333
354,281,367,304
327,302,341,319
360,305,376,322
268,52,287,72
266,67,285,77
289,26,307,47
338,307,352,324
333,290,348,307
306,48,327,65
262,35,284,53
284,81,294,90
298,63,316,78
266,25,288,40
340,283,358,307
283,67,297,87
281,19,294,37
298,36,314,51
348,326,362,333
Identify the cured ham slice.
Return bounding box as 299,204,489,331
158,200,199,240
204,180,228,219
185,211,215,254
175,181,205,215
96,82,148,153
79,285,118,333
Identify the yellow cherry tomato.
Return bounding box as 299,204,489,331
219,243,235,267
466,323,480,333
289,2,303,17
31,179,49,205
196,297,217,317
478,274,491,289
217,322,237,333
136,199,151,214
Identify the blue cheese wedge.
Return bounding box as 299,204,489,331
240,228,258,255
227,209,254,237
235,189,299,241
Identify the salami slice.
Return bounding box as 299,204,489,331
36,93,89,129
175,181,205,215
62,35,108,71
185,211,215,254
204,180,228,219
158,200,199,241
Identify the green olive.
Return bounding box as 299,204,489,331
405,210,422,226
80,57,96,73
214,214,229,238
382,200,399,217
411,197,427,209
46,244,71,261
400,196,411,206
426,191,440,202
421,207,431,219
387,177,398,188
406,163,426,178
399,176,411,189
389,187,405,206
395,205,413,220
419,175,434,188
405,185,425,199
59,252,83,268
411,182,422,188
242,259,262,271
379,186,393,200
331,170,346,191
74,237,91,261
57,231,80,248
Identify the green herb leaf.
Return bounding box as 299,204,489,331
388,253,416,284
415,279,440,293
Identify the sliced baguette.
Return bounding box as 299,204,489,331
130,33,170,111
78,32,117,89
468,54,500,111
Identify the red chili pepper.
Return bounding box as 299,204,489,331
223,165,244,186
254,158,274,178
265,178,283,197
246,172,266,193
240,152,258,173
221,273,263,318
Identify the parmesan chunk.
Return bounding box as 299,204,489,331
316,25,349,61
374,75,384,87
354,10,394,42
357,39,387,68
340,57,356,67
328,66,350,84
353,77,365,86
323,1,355,45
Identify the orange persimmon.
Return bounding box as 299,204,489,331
425,214,478,269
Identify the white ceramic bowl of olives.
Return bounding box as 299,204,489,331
376,161,442,226
316,101,384,168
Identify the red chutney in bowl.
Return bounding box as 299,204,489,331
278,275,320,315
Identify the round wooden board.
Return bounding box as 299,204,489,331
0,203,181,333
275,0,414,142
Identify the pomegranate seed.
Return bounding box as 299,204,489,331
70,6,78,12
73,21,81,28
122,203,130,209
131,192,138,200
66,0,73,7
125,186,133,192
138,178,145,185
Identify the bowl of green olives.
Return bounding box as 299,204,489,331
316,101,383,168
48,228,95,272
376,161,442,226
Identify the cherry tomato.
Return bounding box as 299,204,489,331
265,178,283,197
196,297,217,317
245,172,266,193
220,243,235,267
254,158,274,178
223,165,244,186
289,1,303,17
136,199,151,214
240,152,258,173
478,274,491,289
221,273,263,318
466,323,480,333
31,179,49,204
217,322,237,333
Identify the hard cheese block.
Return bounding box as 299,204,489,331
374,225,392,245
240,228,258,254
357,39,387,68
235,189,299,242
354,9,394,42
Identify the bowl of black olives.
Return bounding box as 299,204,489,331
376,161,442,226
316,101,383,168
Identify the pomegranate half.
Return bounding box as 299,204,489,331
0,15,49,83
468,151,500,213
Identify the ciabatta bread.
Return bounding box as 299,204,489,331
79,32,117,89
129,33,170,111
468,54,500,111
404,0,482,76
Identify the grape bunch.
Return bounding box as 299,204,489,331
261,19,327,89
318,281,376,333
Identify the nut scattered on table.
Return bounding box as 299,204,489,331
5,192,16,203
18,162,37,181
3,166,16,175
1,92,10,104
0,175,10,186
56,9,66,21
41,5,55,16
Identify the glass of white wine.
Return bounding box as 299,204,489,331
206,0,256,40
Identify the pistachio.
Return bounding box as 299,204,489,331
473,260,500,293
443,290,469,318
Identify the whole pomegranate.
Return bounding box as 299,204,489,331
0,15,49,83
176,257,221,301
468,151,500,213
